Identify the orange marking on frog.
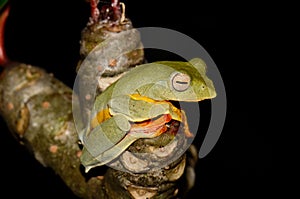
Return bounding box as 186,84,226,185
130,114,172,137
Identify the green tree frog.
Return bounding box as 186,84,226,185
80,58,217,172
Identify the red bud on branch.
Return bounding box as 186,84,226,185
90,0,100,23
111,0,121,21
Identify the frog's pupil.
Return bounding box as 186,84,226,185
176,81,188,84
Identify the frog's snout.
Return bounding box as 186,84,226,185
208,87,217,99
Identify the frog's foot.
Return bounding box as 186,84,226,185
180,110,194,138
129,114,172,138
182,125,194,138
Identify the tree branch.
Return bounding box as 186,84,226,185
0,2,198,198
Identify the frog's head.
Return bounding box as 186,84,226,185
152,58,217,102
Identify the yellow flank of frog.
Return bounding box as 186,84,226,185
129,93,157,103
91,108,111,129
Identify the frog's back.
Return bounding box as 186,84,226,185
93,61,187,110
110,63,175,95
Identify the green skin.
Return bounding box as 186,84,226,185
80,58,217,172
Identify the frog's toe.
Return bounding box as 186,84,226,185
80,147,105,173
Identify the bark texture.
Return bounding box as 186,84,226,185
0,63,106,198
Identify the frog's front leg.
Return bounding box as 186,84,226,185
108,94,193,137
125,94,191,136
108,94,172,122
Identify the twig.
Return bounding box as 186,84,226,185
0,4,10,66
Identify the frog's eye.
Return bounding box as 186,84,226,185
171,72,191,91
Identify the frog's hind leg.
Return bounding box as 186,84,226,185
83,134,138,172
80,115,130,170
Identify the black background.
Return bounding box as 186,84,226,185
0,0,272,198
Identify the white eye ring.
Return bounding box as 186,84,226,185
171,72,191,91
